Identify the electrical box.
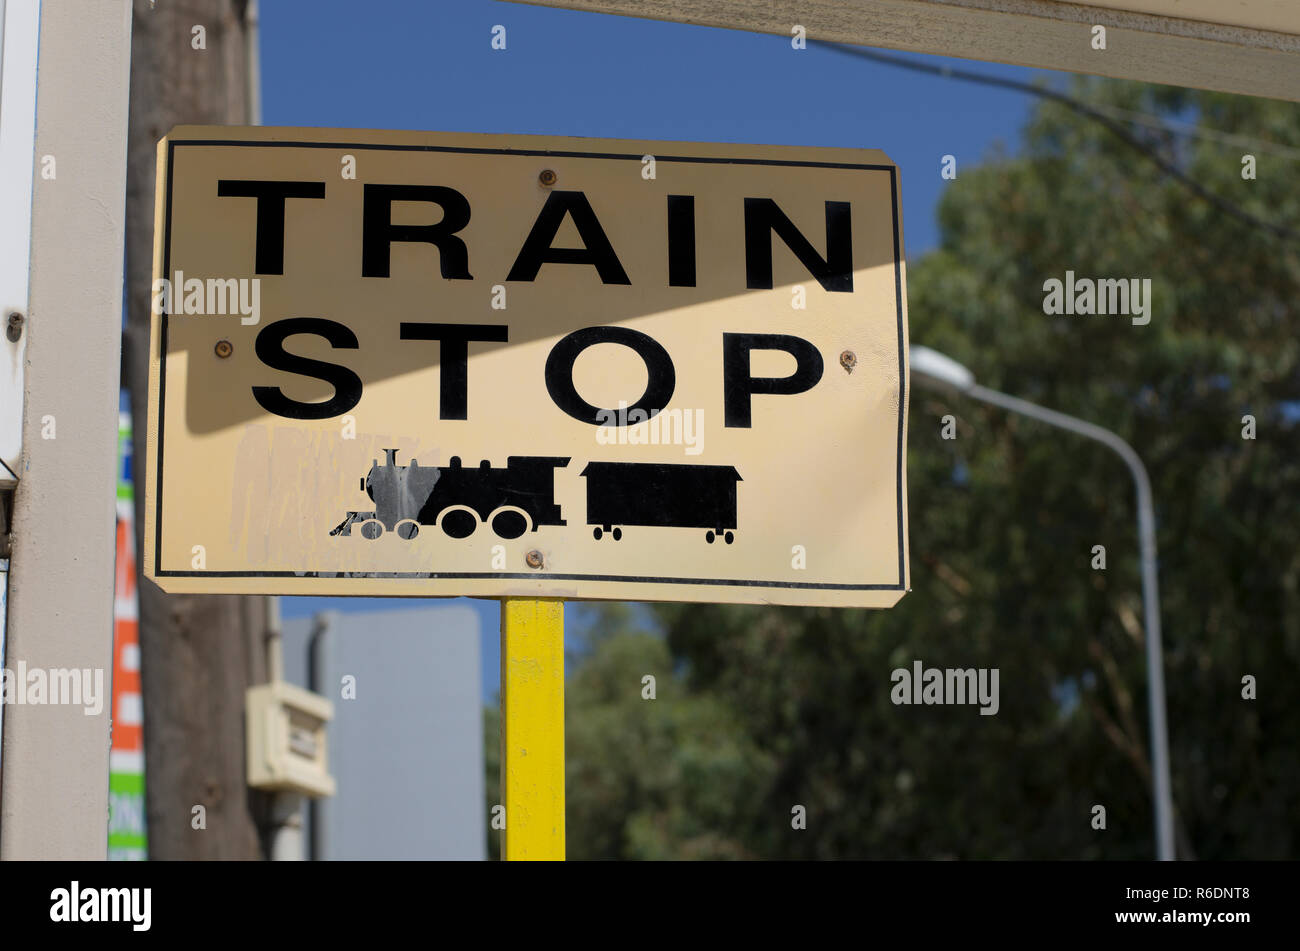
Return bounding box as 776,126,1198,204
246,681,335,798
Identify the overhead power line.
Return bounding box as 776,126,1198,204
1084,103,1300,162
819,43,1300,244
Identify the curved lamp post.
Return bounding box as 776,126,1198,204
910,345,1175,862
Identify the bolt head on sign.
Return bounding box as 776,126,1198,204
144,126,910,607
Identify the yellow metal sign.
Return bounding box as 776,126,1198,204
145,126,909,607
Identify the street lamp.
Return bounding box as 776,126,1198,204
910,344,1175,862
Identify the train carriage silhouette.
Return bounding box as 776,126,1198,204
331,450,569,541
581,461,742,544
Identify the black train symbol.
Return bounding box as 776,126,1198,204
331,450,569,541
581,461,742,544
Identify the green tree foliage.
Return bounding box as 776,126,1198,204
490,80,1300,859
487,604,775,860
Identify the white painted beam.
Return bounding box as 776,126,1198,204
509,0,1300,101
0,0,133,860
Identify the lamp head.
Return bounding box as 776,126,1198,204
910,345,975,393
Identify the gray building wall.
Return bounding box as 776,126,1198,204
282,604,485,860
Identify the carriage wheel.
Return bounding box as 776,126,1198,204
359,520,384,540
705,531,715,544
492,510,528,540
593,527,603,540
724,531,734,545
612,527,622,541
440,509,477,539
395,520,420,540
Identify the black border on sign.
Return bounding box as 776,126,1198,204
155,138,908,593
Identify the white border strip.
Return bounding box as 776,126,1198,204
0,0,39,486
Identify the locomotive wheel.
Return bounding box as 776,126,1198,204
724,531,734,545
395,520,420,540
359,520,384,540
705,531,715,544
612,527,622,541
593,527,603,540
492,510,528,540
440,509,477,539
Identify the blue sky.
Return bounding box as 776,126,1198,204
258,0,1066,700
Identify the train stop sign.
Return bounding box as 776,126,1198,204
144,126,910,607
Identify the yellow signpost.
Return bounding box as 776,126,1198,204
500,599,565,860
144,125,910,858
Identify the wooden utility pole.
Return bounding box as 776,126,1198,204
123,0,270,860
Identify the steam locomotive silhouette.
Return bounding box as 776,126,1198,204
331,452,741,544
330,450,569,541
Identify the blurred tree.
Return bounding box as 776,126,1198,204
489,80,1300,859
